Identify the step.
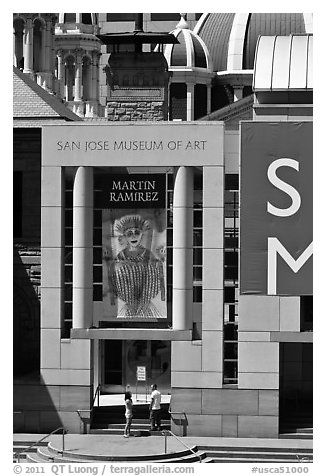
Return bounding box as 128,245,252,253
281,422,313,426
26,452,49,464
280,428,313,434
93,414,170,422
94,406,170,412
89,429,170,437
37,446,91,463
92,419,170,427
13,440,49,448
144,454,204,463
47,441,196,462
91,424,171,434
197,445,313,454
208,456,313,463
18,445,313,465
201,450,313,460
13,443,47,462
280,433,313,440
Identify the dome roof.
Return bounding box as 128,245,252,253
163,15,213,71
195,13,313,72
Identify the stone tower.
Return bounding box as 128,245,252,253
13,13,57,92
98,13,177,121
55,13,102,117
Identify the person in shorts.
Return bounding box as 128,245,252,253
124,391,133,437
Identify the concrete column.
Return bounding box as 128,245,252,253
74,49,82,101
91,52,99,101
50,18,56,79
13,29,17,67
43,20,52,72
41,24,46,72
57,49,64,98
72,167,94,329
95,53,100,101
186,83,195,121
172,166,193,330
23,17,33,73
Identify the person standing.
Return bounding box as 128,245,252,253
149,384,161,431
124,391,133,438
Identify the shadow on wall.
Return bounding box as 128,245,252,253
13,246,40,377
13,377,63,434
13,247,61,433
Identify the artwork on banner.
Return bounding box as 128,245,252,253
102,175,167,320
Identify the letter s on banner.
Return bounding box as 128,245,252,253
267,158,301,217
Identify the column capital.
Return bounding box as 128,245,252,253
24,16,33,29
74,48,84,61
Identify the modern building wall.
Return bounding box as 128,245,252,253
13,14,312,437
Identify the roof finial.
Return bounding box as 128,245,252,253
176,13,189,29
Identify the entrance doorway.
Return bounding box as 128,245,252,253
101,340,171,394
279,342,313,432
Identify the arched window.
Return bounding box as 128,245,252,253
169,83,187,121
194,84,207,120
65,56,75,101
64,13,76,23
33,19,43,72
82,56,92,100
13,17,24,69
81,13,92,25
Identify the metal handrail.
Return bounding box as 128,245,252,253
76,383,101,433
168,403,186,419
168,409,186,417
77,383,101,416
14,426,67,463
162,429,202,463
92,383,101,408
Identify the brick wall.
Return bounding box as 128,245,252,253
106,100,166,121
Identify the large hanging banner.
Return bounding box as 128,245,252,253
102,175,167,320
240,122,313,296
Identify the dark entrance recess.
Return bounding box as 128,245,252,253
104,340,123,386
279,342,313,436
102,340,171,394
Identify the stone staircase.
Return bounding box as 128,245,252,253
13,439,48,463
14,439,313,464
91,402,171,436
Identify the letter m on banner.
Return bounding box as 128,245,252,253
240,122,313,296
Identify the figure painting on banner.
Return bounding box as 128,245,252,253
102,174,167,321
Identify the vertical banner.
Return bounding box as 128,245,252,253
240,122,313,295
102,175,167,320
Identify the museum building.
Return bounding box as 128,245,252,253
13,13,313,438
